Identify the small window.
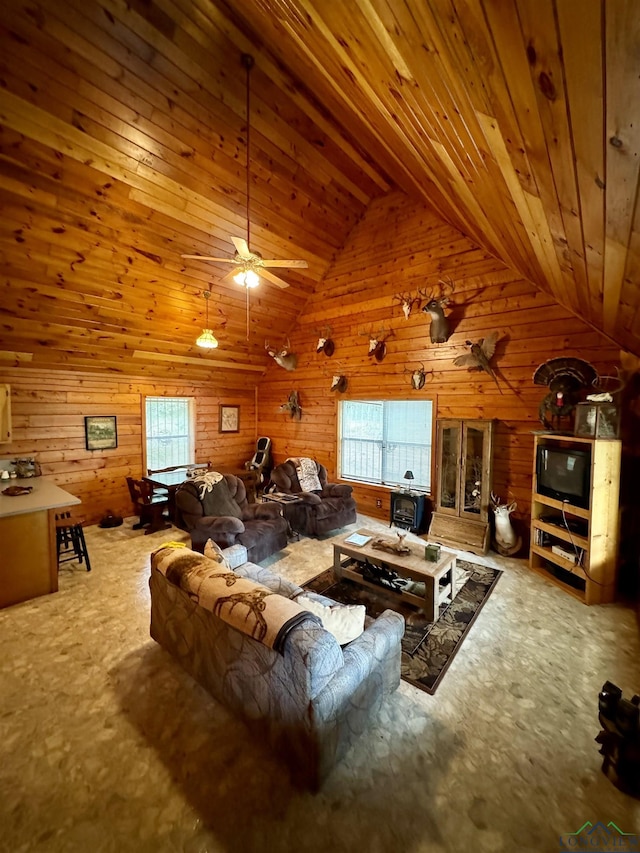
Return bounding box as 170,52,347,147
339,400,433,491
144,397,195,470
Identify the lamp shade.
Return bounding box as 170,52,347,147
404,470,414,480
196,329,218,349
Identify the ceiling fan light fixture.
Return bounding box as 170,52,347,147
233,267,260,288
245,269,260,288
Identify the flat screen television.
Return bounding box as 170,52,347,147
536,445,591,508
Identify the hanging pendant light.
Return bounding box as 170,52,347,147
196,290,218,349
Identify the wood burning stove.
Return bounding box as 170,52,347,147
390,491,428,533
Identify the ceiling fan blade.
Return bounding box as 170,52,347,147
260,268,290,289
181,254,235,263
261,259,309,269
231,236,252,259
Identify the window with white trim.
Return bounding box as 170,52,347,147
144,397,195,470
338,399,433,491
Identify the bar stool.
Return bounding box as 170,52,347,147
55,511,92,572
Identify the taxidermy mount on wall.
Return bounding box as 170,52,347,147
265,338,297,371
533,357,597,430
279,390,302,420
453,332,501,391
393,291,420,320
330,374,348,393
421,277,455,343
405,363,432,390
315,326,335,356
359,326,394,362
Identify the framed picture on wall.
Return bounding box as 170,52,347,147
85,415,118,450
219,405,239,433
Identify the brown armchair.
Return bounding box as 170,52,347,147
269,459,357,536
174,473,288,562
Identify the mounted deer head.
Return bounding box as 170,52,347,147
421,277,455,343
265,338,297,371
490,492,521,556
316,325,335,356
358,325,394,362
322,361,347,393
393,291,419,320
404,363,432,390
330,374,348,393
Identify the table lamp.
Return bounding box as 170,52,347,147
403,470,414,493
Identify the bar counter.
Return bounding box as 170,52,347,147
0,478,81,608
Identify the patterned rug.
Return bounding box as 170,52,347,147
303,559,501,695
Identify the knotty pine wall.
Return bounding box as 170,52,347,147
257,193,622,540
0,369,257,525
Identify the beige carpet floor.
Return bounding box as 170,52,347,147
1,514,639,853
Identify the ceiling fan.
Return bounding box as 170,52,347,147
181,54,308,290
182,235,307,290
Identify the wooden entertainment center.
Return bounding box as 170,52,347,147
529,433,621,605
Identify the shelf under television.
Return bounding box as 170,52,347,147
532,519,589,551
532,492,590,520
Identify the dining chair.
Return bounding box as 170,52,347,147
126,477,171,534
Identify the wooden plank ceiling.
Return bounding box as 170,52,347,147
0,0,389,379
1,0,639,379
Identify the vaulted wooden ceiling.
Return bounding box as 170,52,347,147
1,0,639,380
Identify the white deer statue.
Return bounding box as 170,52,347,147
490,492,522,557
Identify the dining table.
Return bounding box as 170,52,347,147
143,469,190,522
143,467,259,521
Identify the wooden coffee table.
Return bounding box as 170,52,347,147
333,528,457,622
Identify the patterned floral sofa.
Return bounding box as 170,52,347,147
149,544,404,790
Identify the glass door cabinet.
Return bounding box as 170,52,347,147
430,419,494,554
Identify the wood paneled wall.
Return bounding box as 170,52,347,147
0,368,257,524
0,194,626,543
257,193,622,537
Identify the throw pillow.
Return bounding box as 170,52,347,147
296,593,365,645
200,477,243,519
204,539,231,570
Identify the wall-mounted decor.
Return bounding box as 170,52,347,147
533,357,598,431
358,325,394,362
316,326,335,355
219,405,240,433
453,332,501,391
420,277,455,343
393,291,420,320
85,416,117,451
265,338,297,371
279,391,302,420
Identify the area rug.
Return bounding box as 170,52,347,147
303,559,501,695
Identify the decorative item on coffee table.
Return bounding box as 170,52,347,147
333,528,457,622
371,531,411,555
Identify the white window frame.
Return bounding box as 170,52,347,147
143,396,196,472
338,398,434,493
